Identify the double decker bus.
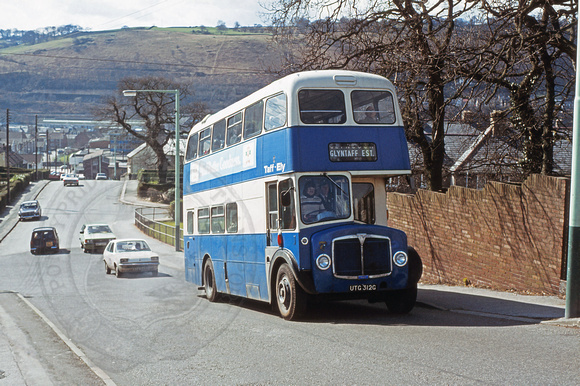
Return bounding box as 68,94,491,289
183,70,422,320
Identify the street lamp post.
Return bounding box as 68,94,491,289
123,89,181,251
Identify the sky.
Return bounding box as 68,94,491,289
0,0,269,31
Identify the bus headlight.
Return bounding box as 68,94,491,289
393,251,408,267
316,254,331,270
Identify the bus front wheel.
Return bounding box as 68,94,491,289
275,264,305,320
203,260,218,302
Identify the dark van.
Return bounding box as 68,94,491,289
30,227,60,254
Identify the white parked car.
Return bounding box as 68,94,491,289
80,223,116,253
95,173,107,180
103,239,160,278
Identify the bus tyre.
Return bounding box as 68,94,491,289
407,247,423,285
203,260,218,302
385,287,417,314
275,264,305,321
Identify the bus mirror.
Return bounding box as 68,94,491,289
281,189,292,207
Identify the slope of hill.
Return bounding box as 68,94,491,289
0,28,283,125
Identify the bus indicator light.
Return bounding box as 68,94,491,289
393,251,408,267
316,254,331,270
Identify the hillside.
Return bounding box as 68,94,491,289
0,28,284,125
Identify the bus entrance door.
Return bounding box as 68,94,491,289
265,182,280,302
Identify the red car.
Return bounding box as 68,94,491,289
48,172,61,180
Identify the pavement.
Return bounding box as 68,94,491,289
0,179,579,385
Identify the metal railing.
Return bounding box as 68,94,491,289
134,207,184,250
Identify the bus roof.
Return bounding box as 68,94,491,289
194,70,396,131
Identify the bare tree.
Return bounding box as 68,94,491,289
456,0,576,176
97,76,207,183
269,0,478,191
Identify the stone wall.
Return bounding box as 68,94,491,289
387,174,569,295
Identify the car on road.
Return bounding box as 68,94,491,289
19,200,42,221
80,223,116,253
95,173,107,180
77,173,86,180
48,172,61,180
30,227,59,254
103,239,160,277
63,174,80,186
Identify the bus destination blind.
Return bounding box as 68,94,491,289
329,142,377,162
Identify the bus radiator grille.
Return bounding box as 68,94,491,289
333,237,391,278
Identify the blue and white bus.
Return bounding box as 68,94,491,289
183,70,422,320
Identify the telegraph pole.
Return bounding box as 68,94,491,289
46,129,49,174
565,13,580,318
5,109,10,203
35,115,38,180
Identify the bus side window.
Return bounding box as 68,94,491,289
353,183,375,224
198,128,211,156
265,93,287,131
227,112,243,146
267,183,278,230
187,210,194,234
211,206,225,234
226,203,238,233
198,208,210,234
185,132,198,161
244,100,264,139
212,119,226,151
279,178,296,230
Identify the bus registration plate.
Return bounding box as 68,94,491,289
349,284,377,291
329,142,377,162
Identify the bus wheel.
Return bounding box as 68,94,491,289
203,260,218,302
385,287,417,314
275,264,305,320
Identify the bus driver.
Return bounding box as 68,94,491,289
300,181,325,223
317,180,335,211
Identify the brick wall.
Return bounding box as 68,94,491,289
388,174,569,295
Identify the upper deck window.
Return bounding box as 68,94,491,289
227,112,243,146
265,93,287,131
298,89,346,124
198,128,211,156
352,90,396,124
244,100,264,139
212,119,226,151
185,132,198,161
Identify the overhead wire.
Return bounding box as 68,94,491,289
93,0,178,30
0,51,266,74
